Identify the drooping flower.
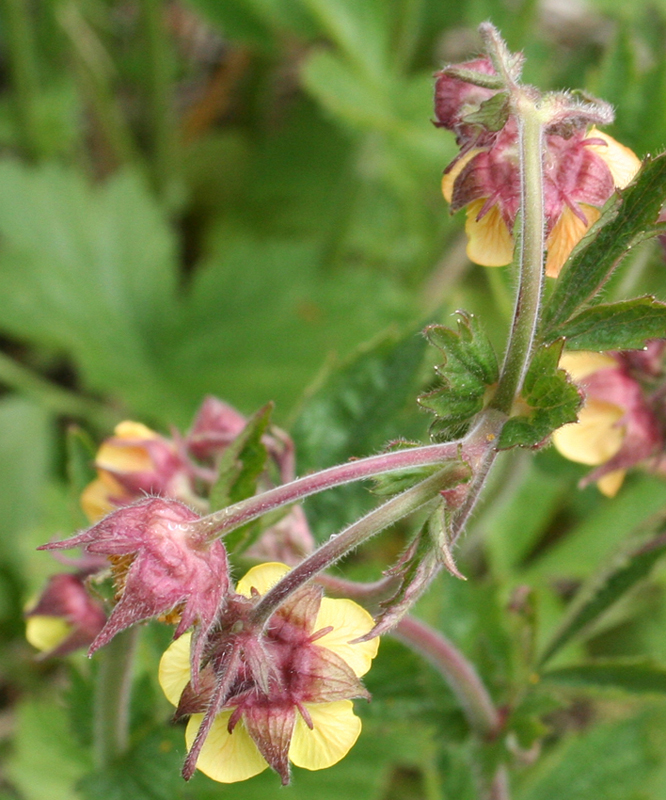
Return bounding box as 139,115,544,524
159,562,379,785
80,421,193,522
39,497,229,671
25,573,106,658
552,349,663,496
434,58,642,277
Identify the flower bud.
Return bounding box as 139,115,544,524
435,54,642,277
81,421,192,522
25,573,106,658
39,497,229,669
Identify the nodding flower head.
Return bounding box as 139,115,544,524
39,497,229,673
434,59,642,278
25,573,106,658
553,348,664,496
80,421,192,522
159,563,379,785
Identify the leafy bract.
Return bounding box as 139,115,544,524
497,341,581,449
418,313,499,441
543,296,666,351
541,153,666,333
209,404,272,552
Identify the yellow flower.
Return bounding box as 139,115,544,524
442,128,641,278
159,562,379,783
551,351,664,497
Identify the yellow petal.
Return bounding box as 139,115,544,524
186,712,268,783
597,469,626,497
158,632,193,705
289,701,361,770
314,598,379,677
25,616,71,652
96,443,154,474
235,562,290,598
552,398,625,466
586,128,642,189
559,351,617,382
113,421,159,440
441,149,482,203
545,204,600,278
80,475,124,522
465,200,514,267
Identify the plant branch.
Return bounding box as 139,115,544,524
187,440,466,545
491,94,545,413
248,468,462,629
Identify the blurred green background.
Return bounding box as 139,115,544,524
4,0,666,798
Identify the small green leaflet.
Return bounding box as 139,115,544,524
209,403,272,552
497,341,581,449
418,312,499,441
543,296,666,351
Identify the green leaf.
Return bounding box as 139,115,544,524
497,341,581,449
65,425,97,525
77,726,186,800
541,153,666,332
418,312,499,441
0,397,53,555
542,659,666,694
0,164,178,415
538,532,666,666
291,327,427,537
516,714,658,800
301,49,394,132
544,296,666,351
5,699,92,800
209,404,272,553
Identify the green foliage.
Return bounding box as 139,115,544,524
5,3,666,799
209,404,272,512
516,713,660,800
497,341,581,449
542,660,666,694
544,296,666,351
292,327,428,536
5,699,92,800
78,727,187,800
539,532,666,666
418,313,499,440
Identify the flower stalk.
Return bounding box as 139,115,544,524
248,466,465,629
491,94,545,413
394,615,500,738
93,627,139,767
186,440,466,546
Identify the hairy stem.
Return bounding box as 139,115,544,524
187,440,465,545
248,468,463,629
394,615,500,738
93,627,139,766
491,96,545,412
